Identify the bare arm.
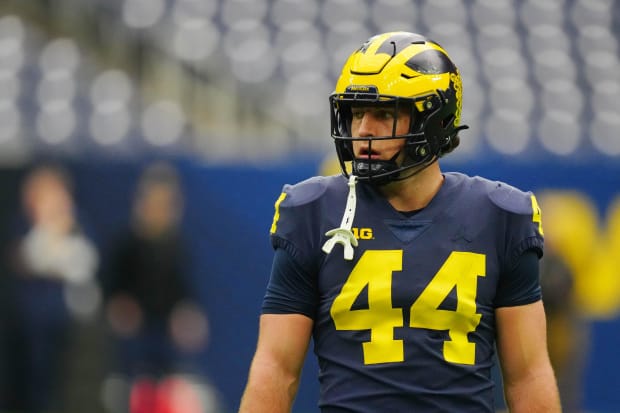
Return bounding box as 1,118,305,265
238,313,314,413
496,301,561,412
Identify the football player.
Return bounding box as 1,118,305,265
239,32,561,412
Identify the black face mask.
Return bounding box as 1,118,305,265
352,152,401,186
331,89,468,185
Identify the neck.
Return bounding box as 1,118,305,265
380,162,444,212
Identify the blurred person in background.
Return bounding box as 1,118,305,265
239,32,560,412
540,242,588,412
101,161,211,413
1,162,99,412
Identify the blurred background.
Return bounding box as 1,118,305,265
0,0,618,412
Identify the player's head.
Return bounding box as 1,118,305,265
329,31,468,185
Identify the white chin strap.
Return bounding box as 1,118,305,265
322,175,359,260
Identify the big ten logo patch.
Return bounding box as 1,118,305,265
352,227,373,240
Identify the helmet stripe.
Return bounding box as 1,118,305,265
374,32,428,57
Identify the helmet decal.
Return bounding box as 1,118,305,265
451,72,463,126
405,49,457,75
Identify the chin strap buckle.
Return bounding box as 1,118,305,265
322,175,359,260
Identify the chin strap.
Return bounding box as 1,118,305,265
322,175,359,260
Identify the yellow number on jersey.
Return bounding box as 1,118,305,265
330,250,404,364
531,194,544,236
410,251,486,365
331,250,486,365
269,192,287,234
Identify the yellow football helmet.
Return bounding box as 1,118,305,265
329,31,468,184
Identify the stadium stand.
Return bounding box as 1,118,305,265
0,0,618,165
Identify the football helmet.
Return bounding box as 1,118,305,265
329,31,468,185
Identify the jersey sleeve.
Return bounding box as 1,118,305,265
268,177,331,274
494,249,541,307
488,182,545,306
262,247,318,318
263,177,333,317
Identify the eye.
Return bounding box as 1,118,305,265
375,109,394,119
351,108,366,120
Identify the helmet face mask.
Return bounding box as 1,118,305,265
329,32,468,185
331,93,435,185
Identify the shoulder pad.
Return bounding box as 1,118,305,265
281,175,345,207
487,180,534,215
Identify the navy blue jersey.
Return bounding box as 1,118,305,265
265,172,544,412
